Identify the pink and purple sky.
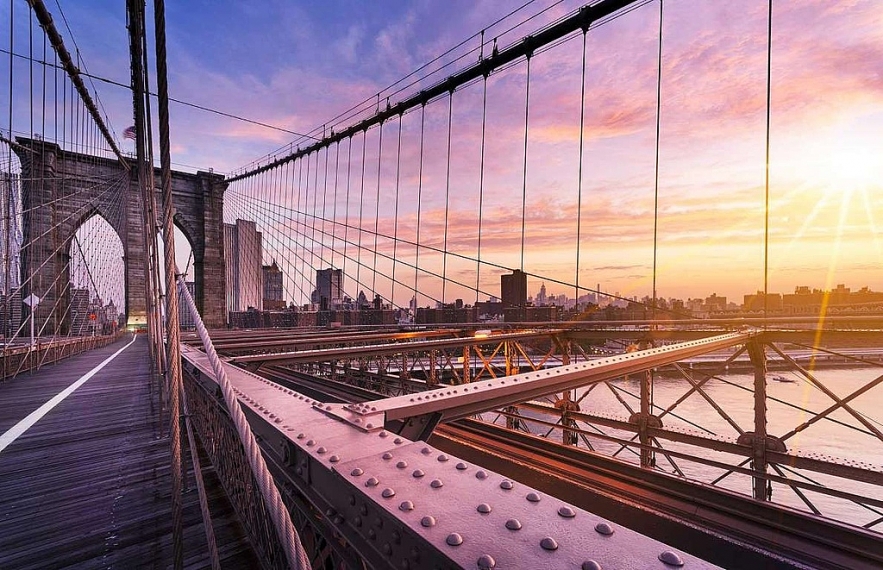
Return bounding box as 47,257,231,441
7,0,883,306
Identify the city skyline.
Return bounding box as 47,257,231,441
3,1,881,305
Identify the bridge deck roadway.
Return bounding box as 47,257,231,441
0,335,257,569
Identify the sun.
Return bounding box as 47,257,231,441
822,145,879,189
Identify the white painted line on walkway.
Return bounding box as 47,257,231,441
0,334,139,455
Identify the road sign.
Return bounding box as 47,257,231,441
22,294,41,307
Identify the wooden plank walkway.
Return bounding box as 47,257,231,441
0,334,258,569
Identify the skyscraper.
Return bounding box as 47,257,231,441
313,268,342,310
224,219,263,316
262,261,286,310
501,269,527,308
536,283,547,306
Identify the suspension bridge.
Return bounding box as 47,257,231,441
1,0,882,568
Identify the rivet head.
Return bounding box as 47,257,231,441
351,468,364,477
477,554,496,569
368,529,376,540
500,480,514,490
382,488,396,498
505,519,522,531
420,516,436,528
394,438,403,444
526,492,541,503
437,454,449,462
595,522,614,536
475,470,488,480
383,543,392,555
354,516,362,527
430,479,444,489
540,537,558,551
380,430,389,438
354,418,362,424
366,423,374,429
582,561,602,570
396,460,408,469
558,506,576,518
456,462,468,470
446,533,463,546
412,469,425,478
399,500,414,512
477,503,492,514
297,433,305,439
366,477,380,487
325,405,332,410
421,447,432,455
658,551,685,567
382,452,394,460
306,439,316,447
317,446,327,454
330,455,340,463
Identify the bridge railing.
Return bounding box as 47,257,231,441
177,277,311,570
0,332,124,380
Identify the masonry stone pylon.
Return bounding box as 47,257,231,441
15,137,227,332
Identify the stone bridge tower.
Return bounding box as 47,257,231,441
14,137,227,333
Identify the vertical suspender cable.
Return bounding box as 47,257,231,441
343,137,352,293
311,150,320,294
475,72,488,305
146,1,185,567
441,91,454,305
331,141,340,270
652,0,664,322
391,115,403,308
302,153,311,304
520,53,532,273
141,14,165,376
414,104,426,304
356,130,367,297
575,28,587,312
321,143,329,278
372,121,384,297
4,3,14,337
763,0,773,323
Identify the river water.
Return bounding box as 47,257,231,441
501,367,883,530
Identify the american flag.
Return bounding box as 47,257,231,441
122,126,136,140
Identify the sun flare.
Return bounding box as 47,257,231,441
825,146,879,188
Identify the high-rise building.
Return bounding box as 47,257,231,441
262,261,286,310
224,219,263,316
313,268,342,310
536,283,547,306
501,269,527,308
